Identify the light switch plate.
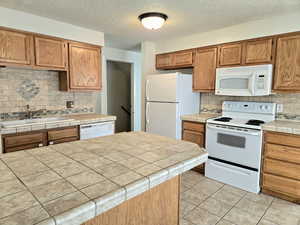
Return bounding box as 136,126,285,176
276,104,283,113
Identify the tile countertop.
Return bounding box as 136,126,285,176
181,113,219,123
263,120,300,135
0,114,116,135
0,131,207,225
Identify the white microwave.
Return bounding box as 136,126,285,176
215,64,273,96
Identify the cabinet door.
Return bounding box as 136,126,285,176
273,35,300,91
35,36,67,69
156,54,172,69
173,51,193,67
218,43,242,66
48,126,79,145
182,130,204,147
69,42,101,90
244,38,274,64
3,131,47,153
193,48,217,92
0,29,33,65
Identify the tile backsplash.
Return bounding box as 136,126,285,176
0,68,99,120
200,93,300,120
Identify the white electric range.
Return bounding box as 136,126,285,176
205,101,276,193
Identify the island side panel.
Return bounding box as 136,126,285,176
83,176,180,225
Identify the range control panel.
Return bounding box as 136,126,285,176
222,101,277,115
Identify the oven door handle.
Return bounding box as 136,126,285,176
206,124,260,136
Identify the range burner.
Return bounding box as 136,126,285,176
214,117,232,122
246,120,265,126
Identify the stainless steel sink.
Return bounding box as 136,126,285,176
0,117,73,128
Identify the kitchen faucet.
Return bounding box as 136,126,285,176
24,105,46,119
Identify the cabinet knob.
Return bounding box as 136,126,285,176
49,141,54,145
38,143,43,147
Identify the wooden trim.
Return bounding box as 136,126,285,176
82,176,180,225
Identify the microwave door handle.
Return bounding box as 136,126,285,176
250,75,256,95
206,124,260,136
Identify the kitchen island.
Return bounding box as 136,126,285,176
0,131,207,225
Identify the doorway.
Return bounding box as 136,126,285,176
107,60,132,133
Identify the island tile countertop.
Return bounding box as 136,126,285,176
181,113,219,123
263,120,300,135
0,131,207,225
0,114,116,135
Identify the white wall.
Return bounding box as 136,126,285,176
102,47,142,131
0,7,104,46
155,11,300,53
141,42,157,131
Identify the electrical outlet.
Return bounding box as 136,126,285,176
66,101,74,109
276,104,283,113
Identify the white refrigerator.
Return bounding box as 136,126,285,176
146,73,200,139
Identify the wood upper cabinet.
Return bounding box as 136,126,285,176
243,38,274,64
218,43,242,67
156,50,194,69
172,51,193,67
273,34,300,91
156,54,172,69
34,36,67,69
193,47,217,92
69,42,101,90
0,29,33,65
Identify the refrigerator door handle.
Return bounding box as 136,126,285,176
146,80,149,101
146,102,150,124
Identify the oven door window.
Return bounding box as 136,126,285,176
219,78,249,90
217,133,246,148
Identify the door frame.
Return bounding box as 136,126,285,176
100,47,142,131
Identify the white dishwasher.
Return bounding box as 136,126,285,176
80,121,115,140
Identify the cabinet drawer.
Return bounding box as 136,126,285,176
183,122,205,132
264,158,300,180
265,132,300,148
263,173,300,197
183,130,204,147
265,143,300,164
48,126,78,141
4,132,45,148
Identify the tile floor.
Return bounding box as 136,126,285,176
180,170,300,225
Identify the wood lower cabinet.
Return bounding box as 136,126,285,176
156,50,194,69
243,38,274,64
273,34,300,91
47,126,79,145
218,43,242,67
0,29,33,66
193,47,217,92
2,126,79,153
262,131,300,203
34,36,67,69
3,131,47,153
69,42,101,90
182,121,205,173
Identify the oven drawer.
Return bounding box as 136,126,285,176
264,158,300,180
265,143,300,164
263,173,300,197
265,132,300,148
183,121,204,132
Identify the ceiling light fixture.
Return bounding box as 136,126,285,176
138,12,168,30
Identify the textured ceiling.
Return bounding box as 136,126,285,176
0,0,300,50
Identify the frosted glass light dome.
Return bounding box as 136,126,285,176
139,12,168,30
